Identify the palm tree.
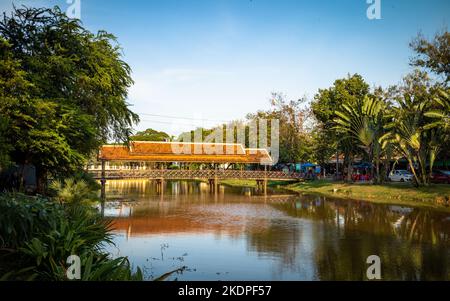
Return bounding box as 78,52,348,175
380,103,424,185
333,95,386,183
424,89,450,131
380,87,448,186
424,89,450,178
378,70,450,186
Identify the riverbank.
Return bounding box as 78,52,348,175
219,179,298,188
220,179,450,211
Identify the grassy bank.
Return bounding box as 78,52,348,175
219,179,298,188
289,180,450,211
221,179,450,211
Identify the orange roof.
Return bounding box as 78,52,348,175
99,141,272,164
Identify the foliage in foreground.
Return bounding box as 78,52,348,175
0,193,143,280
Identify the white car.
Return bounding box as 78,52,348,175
389,170,414,182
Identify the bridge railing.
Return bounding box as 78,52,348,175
88,169,301,180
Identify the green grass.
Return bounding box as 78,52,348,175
219,179,297,188
220,179,450,211
285,180,450,211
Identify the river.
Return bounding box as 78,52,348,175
102,179,450,281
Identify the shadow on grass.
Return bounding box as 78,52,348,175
268,180,298,187
287,179,336,189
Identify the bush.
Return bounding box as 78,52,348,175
49,178,99,206
0,193,143,280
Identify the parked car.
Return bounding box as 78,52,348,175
389,170,414,182
430,170,450,184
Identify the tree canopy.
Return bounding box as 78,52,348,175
131,128,172,141
0,6,138,186
410,30,450,83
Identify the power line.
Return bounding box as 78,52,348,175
138,119,219,128
137,112,232,123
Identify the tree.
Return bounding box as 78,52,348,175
0,39,16,170
380,71,443,186
410,30,450,84
0,7,139,190
310,125,336,172
247,92,313,164
312,74,370,181
131,128,172,141
424,89,450,132
333,95,387,183
0,116,11,169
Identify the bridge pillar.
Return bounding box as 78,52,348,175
208,178,217,193
263,179,267,195
256,179,267,195
264,165,268,195
100,159,106,201
214,163,218,193
156,178,164,194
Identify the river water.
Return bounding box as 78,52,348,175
102,179,450,281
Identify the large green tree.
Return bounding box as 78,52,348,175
0,7,138,189
312,74,370,181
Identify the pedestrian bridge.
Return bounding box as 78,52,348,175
93,141,291,196
89,169,301,181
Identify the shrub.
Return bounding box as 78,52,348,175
0,193,143,280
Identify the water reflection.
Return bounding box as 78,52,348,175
103,179,450,280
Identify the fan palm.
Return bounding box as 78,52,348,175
333,95,386,182
379,89,447,186
423,89,450,131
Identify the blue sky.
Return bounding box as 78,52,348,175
2,0,449,135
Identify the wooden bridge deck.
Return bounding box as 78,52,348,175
89,169,301,181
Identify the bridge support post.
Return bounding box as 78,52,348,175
156,178,164,194
208,178,218,193
100,159,106,202
214,163,218,194
256,179,267,195
156,163,165,195
264,165,267,195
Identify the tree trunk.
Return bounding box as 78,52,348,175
375,159,380,184
375,146,380,184
406,158,420,187
347,154,353,182
369,147,375,184
335,148,339,180
36,167,48,195
418,153,428,186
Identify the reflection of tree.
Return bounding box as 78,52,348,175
266,196,450,280
245,220,302,269
396,209,450,245
273,195,450,245
270,195,336,222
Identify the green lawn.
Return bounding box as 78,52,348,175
287,180,450,210
219,179,297,188
220,179,450,211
